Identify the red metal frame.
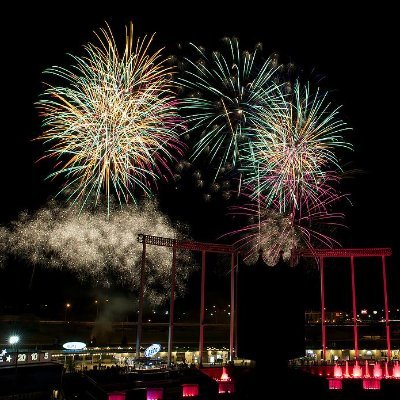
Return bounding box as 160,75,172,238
199,250,206,365
136,236,393,365
167,246,177,365
137,234,237,364
320,257,326,360
229,253,236,361
382,256,391,360
292,248,392,258
137,234,234,253
136,239,146,358
293,247,392,361
350,256,359,359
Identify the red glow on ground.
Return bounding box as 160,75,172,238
220,367,231,381
393,362,400,378
201,366,234,381
218,382,235,394
334,364,343,378
201,366,235,393
302,361,400,381
353,362,362,378
364,363,370,378
373,363,383,378
146,388,163,400
328,379,343,390
182,384,199,397
385,362,390,378
108,393,125,400
363,379,381,390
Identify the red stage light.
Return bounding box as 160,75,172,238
182,384,199,397
146,388,163,400
328,379,343,390
363,379,380,390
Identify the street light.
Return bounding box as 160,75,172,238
94,300,99,319
9,335,20,399
9,336,20,346
65,303,71,322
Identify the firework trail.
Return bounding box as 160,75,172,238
37,23,185,212
179,38,282,176
241,81,351,214
2,201,193,305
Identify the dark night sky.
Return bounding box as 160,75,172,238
0,4,397,312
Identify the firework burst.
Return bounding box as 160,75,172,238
37,23,185,211
242,81,351,214
179,38,281,175
226,188,346,265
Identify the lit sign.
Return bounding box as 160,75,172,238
0,352,50,366
144,343,161,358
63,342,86,350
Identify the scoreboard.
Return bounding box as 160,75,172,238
0,351,51,366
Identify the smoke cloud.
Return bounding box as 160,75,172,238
0,201,194,304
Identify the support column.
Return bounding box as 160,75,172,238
168,246,177,366
229,252,235,361
350,256,359,359
136,240,146,358
234,252,239,358
382,255,391,360
199,250,206,366
320,257,326,361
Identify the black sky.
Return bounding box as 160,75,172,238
0,4,397,310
